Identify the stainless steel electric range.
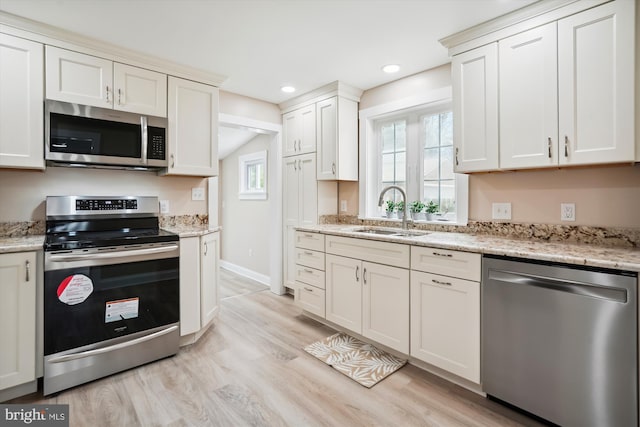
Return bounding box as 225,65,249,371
43,196,180,395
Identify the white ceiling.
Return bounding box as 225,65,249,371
0,0,537,105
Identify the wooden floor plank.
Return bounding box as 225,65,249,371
12,270,543,427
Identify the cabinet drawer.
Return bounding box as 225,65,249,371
295,231,325,251
295,283,325,318
325,235,409,268
411,246,481,282
295,248,325,270
295,265,325,289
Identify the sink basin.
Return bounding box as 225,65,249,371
349,227,429,238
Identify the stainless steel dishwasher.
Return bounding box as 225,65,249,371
482,255,637,427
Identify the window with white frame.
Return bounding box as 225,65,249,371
360,90,468,224
239,150,267,200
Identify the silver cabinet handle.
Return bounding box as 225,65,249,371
140,116,148,165
432,279,452,286
304,233,314,238
118,88,123,105
171,154,175,168
304,268,314,274
432,251,452,258
355,266,359,281
297,140,301,151
294,160,297,171
455,147,459,166
304,251,313,256
105,85,111,103
547,137,552,158
304,287,314,292
48,325,178,363
298,159,302,170
25,260,30,282
564,136,569,157
363,267,367,285
332,162,336,175
204,242,208,256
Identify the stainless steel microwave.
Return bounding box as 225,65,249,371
45,100,168,170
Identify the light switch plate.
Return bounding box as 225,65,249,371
492,202,512,220
340,200,347,212
191,187,205,201
159,200,170,214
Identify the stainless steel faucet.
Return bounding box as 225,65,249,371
378,185,410,230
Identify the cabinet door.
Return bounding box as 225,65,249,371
45,46,113,108
325,254,362,333
362,262,409,353
179,237,200,336
499,23,558,169
295,283,325,318
0,34,44,169
200,232,219,327
452,43,499,172
558,0,635,165
298,104,316,154
298,153,317,227
316,97,338,180
410,271,480,383
282,110,299,157
113,63,167,117
0,252,36,390
283,157,300,289
167,77,219,176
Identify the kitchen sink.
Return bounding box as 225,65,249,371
349,227,430,238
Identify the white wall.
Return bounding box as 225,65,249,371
219,90,281,124
220,134,271,277
0,167,207,221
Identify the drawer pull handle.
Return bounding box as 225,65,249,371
432,252,452,258
432,279,452,286
304,233,314,238
304,268,314,274
304,251,313,256
304,287,314,292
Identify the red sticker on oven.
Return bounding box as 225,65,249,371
57,274,94,305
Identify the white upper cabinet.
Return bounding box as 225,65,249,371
46,46,167,117
452,43,499,173
499,23,558,169
316,96,358,181
283,104,316,157
0,34,44,170
557,0,635,166
166,76,219,176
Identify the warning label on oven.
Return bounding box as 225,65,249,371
57,274,93,305
105,298,139,323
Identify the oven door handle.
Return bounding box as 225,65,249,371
49,244,179,262
48,325,179,364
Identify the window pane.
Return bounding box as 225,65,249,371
423,182,439,206
440,146,454,180
381,124,395,152
440,180,456,214
381,153,396,182
424,115,440,148
394,121,406,150
423,148,439,180
441,111,453,147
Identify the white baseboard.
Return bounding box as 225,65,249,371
220,260,271,287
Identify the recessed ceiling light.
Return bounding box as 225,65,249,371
281,86,296,93
382,64,400,74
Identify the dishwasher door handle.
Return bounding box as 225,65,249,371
488,269,628,303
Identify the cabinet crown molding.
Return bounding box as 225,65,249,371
279,81,363,113
0,11,227,87
439,0,610,56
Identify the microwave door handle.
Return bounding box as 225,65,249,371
140,116,148,165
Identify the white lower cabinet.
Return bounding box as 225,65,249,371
179,232,220,341
0,252,36,392
294,231,326,317
325,254,362,332
410,270,480,383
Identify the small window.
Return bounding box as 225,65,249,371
239,150,267,200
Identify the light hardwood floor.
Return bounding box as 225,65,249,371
14,269,543,427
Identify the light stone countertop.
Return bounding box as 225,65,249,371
161,225,221,238
297,224,640,272
0,235,45,254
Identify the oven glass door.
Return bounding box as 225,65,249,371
44,257,179,355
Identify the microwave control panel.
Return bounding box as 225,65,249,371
147,127,166,160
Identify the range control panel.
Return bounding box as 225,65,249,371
75,199,138,211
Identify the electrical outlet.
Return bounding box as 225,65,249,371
340,200,347,212
561,203,576,221
492,202,512,220
191,187,205,201
159,200,170,214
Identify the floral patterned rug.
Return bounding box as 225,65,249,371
304,332,407,388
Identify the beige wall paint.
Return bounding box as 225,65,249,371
219,90,281,124
470,165,640,227
220,134,271,276
347,63,640,229
0,167,207,221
